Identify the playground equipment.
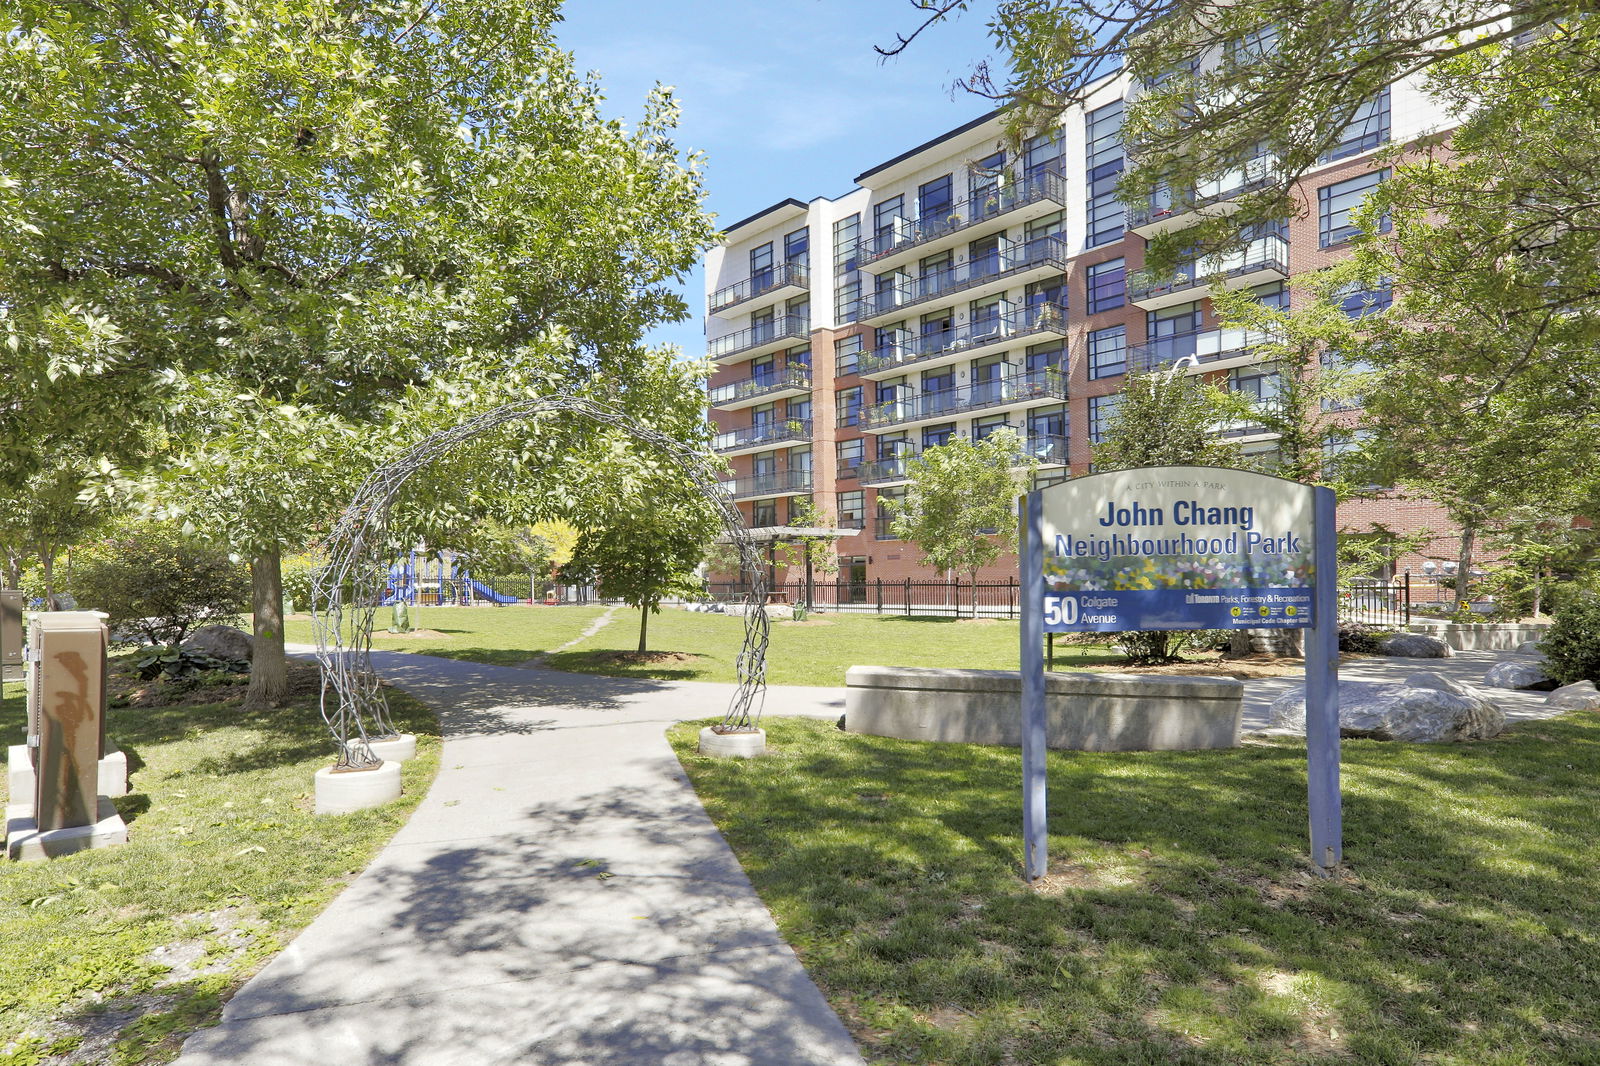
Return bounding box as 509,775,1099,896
380,550,521,607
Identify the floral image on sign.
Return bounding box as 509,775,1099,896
1036,467,1317,632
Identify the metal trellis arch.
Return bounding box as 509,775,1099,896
309,396,769,770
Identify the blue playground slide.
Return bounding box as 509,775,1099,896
465,578,520,605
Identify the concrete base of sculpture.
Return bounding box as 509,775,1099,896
343,734,417,763
314,760,402,815
5,796,128,862
845,666,1244,751
8,742,129,806
698,726,766,758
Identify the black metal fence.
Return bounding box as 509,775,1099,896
704,578,1023,618
1337,575,1412,627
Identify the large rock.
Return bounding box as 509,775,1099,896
1483,656,1557,691
1546,680,1600,712
181,624,254,662
1515,640,1544,654
1270,671,1504,742
1379,633,1454,658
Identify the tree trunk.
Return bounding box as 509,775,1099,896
637,603,648,654
40,550,54,605
971,569,980,619
246,544,289,708
1455,522,1476,609
1532,568,1544,620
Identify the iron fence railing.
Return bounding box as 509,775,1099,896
703,577,1024,618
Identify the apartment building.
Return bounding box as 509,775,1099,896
704,71,1466,590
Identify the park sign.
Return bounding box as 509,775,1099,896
1039,466,1316,632
1017,466,1342,882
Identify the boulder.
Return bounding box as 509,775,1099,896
1515,640,1544,654
1379,633,1454,658
1545,680,1600,712
1483,656,1557,691
181,624,254,662
1270,671,1504,742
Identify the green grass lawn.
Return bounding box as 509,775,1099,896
289,603,1124,685
281,604,610,667
0,670,439,1065
670,715,1600,1065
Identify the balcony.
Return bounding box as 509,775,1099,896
1127,156,1279,238
858,455,915,487
860,369,1068,432
1127,325,1277,376
712,419,812,456
718,469,814,500
1021,433,1070,466
860,235,1069,325
1214,396,1284,440
861,168,1068,273
708,262,809,319
708,361,812,410
707,314,810,364
1129,233,1289,311
858,303,1068,381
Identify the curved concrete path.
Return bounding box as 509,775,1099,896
177,651,862,1066
178,645,1558,1064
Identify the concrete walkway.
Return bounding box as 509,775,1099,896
178,646,1558,1065
177,652,861,1066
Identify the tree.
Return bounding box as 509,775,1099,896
886,428,1035,617
578,491,720,655
0,452,118,598
1093,369,1239,660
71,521,250,647
1,1,716,704
884,2,1588,279
477,519,580,599
775,497,841,595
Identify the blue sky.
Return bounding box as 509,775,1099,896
555,0,999,356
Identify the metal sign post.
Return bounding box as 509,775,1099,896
1018,466,1341,880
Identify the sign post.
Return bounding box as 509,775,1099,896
1019,466,1341,879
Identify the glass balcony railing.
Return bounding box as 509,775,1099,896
708,262,809,315
707,315,809,361
1021,433,1070,466
860,369,1068,430
863,168,1068,265
858,455,915,486
858,303,1068,377
712,418,813,453
1126,156,1279,230
1129,234,1289,305
1127,325,1276,375
862,235,1068,319
708,361,812,407
718,469,814,500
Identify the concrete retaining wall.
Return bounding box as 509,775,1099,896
1405,621,1550,651
844,666,1244,752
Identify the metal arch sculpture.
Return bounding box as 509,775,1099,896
310,396,769,771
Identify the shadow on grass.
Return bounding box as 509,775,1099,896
675,714,1600,1064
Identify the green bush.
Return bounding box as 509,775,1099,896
281,550,326,614
133,644,250,680
71,522,250,646
1339,622,1391,654
1540,596,1600,685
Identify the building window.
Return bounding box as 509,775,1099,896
1024,130,1063,181
749,242,773,287
835,276,861,323
1084,100,1125,248
918,174,953,220
1252,281,1289,311
836,438,864,477
787,397,812,424
784,227,809,271
834,214,860,274
836,385,863,427
835,334,862,376
1337,278,1393,318
1319,169,1390,247
1026,211,1064,242
1087,325,1126,379
750,500,777,527
970,150,1007,216
973,414,1011,440
1088,393,1121,444
1028,403,1067,440
873,194,906,251
1085,258,1126,314
786,294,809,322
922,423,957,449
1321,88,1390,162
837,490,865,525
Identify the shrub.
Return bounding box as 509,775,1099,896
1338,622,1391,654
71,522,250,646
1540,596,1600,685
281,550,326,615
133,644,250,681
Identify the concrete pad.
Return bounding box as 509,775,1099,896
8,742,128,810
6,796,127,861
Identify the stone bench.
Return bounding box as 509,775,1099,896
844,666,1244,752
